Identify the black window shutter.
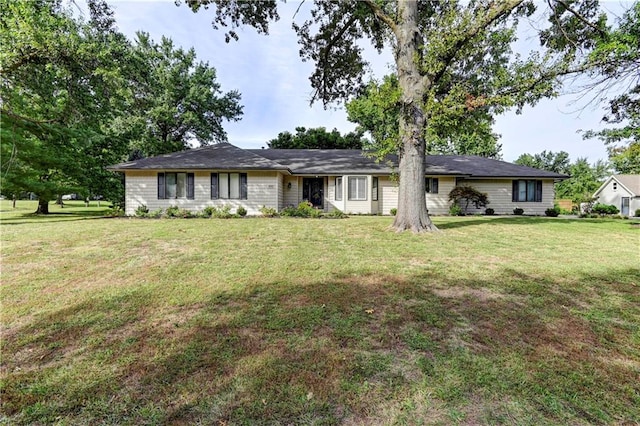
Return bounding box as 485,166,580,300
187,173,195,199
158,173,165,199
512,180,518,202
536,180,543,202
425,177,430,193
240,173,248,200
211,173,218,199
432,178,439,194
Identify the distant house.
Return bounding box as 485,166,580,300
593,175,640,216
108,143,566,216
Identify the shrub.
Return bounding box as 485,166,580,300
202,206,216,218
259,205,278,217
211,205,233,219
448,186,489,212
449,204,463,216
635,209,640,217
280,206,298,217
135,205,149,217
592,203,619,215
325,208,347,219
165,205,181,218
513,207,524,215
149,208,164,218
545,206,561,217
485,208,495,216
236,206,247,217
281,201,323,218
390,208,397,216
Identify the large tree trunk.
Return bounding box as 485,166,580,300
35,198,49,214
392,0,438,232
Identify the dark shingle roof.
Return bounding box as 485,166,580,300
108,143,290,172
108,143,567,179
246,149,391,175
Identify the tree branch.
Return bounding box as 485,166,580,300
361,0,397,36
432,0,524,85
555,0,607,38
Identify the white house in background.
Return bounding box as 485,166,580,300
108,143,567,216
593,175,640,216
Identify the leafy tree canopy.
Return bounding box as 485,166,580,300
555,158,610,203
0,0,131,213
582,3,639,173
125,32,243,157
267,127,365,149
514,150,571,174
346,74,503,158
1,0,244,212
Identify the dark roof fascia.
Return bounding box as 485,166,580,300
108,165,292,173
461,174,569,180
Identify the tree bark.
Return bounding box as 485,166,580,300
35,198,49,214
391,0,438,232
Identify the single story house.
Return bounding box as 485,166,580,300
108,143,566,216
593,174,640,216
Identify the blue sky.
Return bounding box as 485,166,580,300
92,0,631,163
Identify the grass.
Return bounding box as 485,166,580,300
1,200,639,425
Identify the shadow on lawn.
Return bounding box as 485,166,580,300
2,267,639,425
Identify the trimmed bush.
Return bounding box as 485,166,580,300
635,209,640,217
592,203,619,215
545,206,561,217
236,206,247,217
281,201,323,218
449,204,464,216
165,205,181,218
390,208,397,216
513,207,524,216
135,205,149,217
259,205,278,217
485,208,495,216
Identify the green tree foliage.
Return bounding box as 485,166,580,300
0,0,131,213
608,142,640,174
555,158,610,203
346,75,503,158
267,127,365,149
514,150,571,174
126,33,243,156
582,3,639,173
185,0,607,232
1,1,243,212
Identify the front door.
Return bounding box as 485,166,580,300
303,178,324,208
621,197,630,216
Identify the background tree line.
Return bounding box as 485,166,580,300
1,0,242,213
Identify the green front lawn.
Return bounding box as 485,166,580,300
1,204,639,424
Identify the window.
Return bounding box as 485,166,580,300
158,172,194,199
335,177,343,201
372,177,378,201
211,173,247,199
512,180,542,202
348,176,367,201
425,177,439,194
613,182,618,191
